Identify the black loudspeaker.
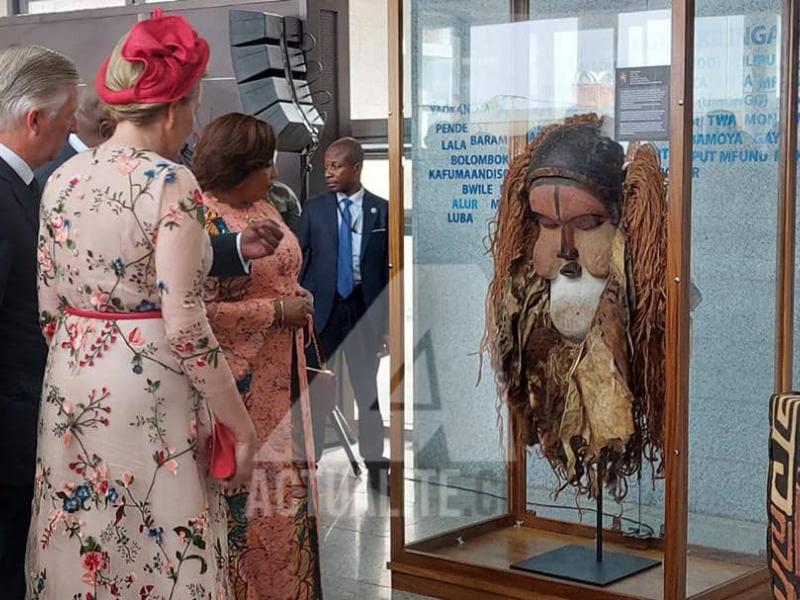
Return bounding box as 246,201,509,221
229,10,324,153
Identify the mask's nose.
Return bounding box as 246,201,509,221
557,226,581,278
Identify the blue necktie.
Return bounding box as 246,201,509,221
337,198,355,298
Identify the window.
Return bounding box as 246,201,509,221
25,0,125,14
349,0,389,120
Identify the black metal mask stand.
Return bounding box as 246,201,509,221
511,450,661,586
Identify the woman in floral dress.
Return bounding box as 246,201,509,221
192,113,321,599
26,13,257,599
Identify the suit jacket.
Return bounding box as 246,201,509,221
34,142,77,189
297,190,389,340
209,233,247,278
0,157,47,485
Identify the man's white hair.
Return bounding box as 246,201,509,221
0,45,80,132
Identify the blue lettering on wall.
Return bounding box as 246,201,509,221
744,25,777,46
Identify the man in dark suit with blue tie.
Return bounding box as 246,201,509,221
297,137,390,491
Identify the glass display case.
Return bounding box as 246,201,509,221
385,0,793,598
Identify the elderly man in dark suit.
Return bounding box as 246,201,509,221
297,137,390,491
0,45,80,599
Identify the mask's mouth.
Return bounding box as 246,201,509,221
549,271,607,342
559,260,582,279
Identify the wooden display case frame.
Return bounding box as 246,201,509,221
386,0,799,598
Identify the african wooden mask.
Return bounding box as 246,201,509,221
483,115,667,500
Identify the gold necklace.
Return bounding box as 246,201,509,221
244,203,265,225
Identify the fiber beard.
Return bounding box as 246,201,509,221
548,269,607,342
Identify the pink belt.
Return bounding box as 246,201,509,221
65,307,162,320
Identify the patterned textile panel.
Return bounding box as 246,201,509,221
769,393,800,600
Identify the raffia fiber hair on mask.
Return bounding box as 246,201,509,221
483,113,606,368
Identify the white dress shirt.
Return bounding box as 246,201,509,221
235,234,250,274
68,134,88,153
337,188,364,283
0,143,34,186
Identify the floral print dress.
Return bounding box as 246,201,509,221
26,146,242,600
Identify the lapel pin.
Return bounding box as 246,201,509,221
370,207,377,214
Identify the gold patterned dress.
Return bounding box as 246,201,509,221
26,146,240,599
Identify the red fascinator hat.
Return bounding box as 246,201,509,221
96,9,209,105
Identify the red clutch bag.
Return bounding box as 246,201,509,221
208,423,236,481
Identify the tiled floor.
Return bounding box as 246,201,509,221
317,446,433,600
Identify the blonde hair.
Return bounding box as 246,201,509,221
0,45,79,131
101,34,197,125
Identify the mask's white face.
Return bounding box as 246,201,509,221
548,271,607,341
